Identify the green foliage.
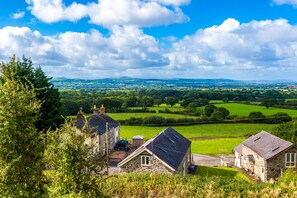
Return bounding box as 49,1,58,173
164,96,179,107
272,121,297,145
98,173,263,197
248,111,265,120
0,62,44,197
1,55,63,131
204,104,217,117
44,122,104,197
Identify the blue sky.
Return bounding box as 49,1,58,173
1,0,297,80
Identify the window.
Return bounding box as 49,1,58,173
141,155,151,166
285,153,296,167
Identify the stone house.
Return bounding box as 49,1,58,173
75,104,120,156
118,127,192,175
234,131,296,182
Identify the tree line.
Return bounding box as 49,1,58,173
60,86,297,116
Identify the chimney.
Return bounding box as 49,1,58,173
77,108,86,121
93,105,99,115
100,104,105,115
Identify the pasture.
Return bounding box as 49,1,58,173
196,166,251,182
215,103,297,117
120,123,277,155
108,112,197,120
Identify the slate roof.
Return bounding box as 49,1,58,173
240,131,293,160
75,112,119,135
119,127,191,171
88,114,119,135
234,143,243,155
146,127,191,170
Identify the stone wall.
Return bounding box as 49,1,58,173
176,147,191,175
241,145,265,181
120,150,173,174
267,146,297,181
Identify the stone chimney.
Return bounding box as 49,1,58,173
93,105,99,115
77,108,86,121
100,104,105,115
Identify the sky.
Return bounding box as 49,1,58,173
1,0,297,80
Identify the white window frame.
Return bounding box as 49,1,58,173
285,153,296,168
141,155,151,166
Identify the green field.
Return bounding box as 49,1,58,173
191,137,246,154
120,123,277,155
196,166,251,182
215,103,297,117
108,112,197,120
131,103,184,112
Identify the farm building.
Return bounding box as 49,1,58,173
234,131,296,182
118,127,192,175
75,104,120,156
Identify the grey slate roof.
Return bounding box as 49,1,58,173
88,114,119,135
241,131,293,160
234,143,243,155
146,127,191,170
75,119,86,130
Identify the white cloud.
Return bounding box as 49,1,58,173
25,0,189,27
153,0,190,6
2,18,297,80
0,26,168,78
11,10,25,19
25,0,88,23
273,0,297,7
167,18,297,79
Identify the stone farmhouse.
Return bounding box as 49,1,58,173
75,104,120,156
234,131,296,182
118,127,192,175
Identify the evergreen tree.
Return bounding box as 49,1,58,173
1,55,63,131
0,61,45,197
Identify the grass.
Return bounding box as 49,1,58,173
196,166,251,182
215,103,297,117
120,123,277,155
108,112,197,120
131,103,184,112
120,123,276,140
191,138,246,154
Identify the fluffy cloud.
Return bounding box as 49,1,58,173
0,26,168,78
153,0,190,6
25,0,88,23
273,0,297,7
25,0,189,27
2,18,297,79
11,10,25,19
168,18,297,79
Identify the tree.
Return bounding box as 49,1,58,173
272,121,297,145
164,97,178,107
204,104,217,117
44,122,104,197
0,62,44,197
1,56,63,131
215,107,230,119
153,98,162,107
248,111,265,123
210,111,225,121
222,97,229,103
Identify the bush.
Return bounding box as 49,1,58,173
142,116,167,125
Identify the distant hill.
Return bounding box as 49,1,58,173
51,77,297,90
